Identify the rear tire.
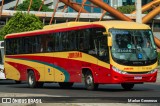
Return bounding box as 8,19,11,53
121,83,134,90
28,71,39,88
59,82,74,89
84,71,98,90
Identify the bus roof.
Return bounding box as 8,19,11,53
5,21,150,39
43,21,150,30
43,22,92,30
5,22,102,39
93,21,150,30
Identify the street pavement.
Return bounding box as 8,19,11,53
0,68,160,106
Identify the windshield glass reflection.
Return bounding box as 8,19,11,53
110,29,157,64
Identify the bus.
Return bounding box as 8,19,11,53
4,21,158,90
0,41,5,79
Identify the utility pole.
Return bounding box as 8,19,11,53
136,0,142,23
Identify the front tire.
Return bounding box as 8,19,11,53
121,83,134,90
28,71,41,88
84,71,98,90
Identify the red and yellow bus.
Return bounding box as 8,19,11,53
4,21,158,90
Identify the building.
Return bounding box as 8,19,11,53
67,0,153,13
110,0,152,7
0,0,64,11
0,0,153,12
0,0,159,34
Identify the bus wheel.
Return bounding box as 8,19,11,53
28,71,37,88
59,82,74,89
121,83,134,90
84,71,98,90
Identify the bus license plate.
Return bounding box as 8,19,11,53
134,76,142,80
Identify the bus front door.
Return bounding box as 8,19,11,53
97,36,110,83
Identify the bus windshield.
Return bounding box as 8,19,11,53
110,29,157,66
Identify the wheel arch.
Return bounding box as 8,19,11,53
82,68,93,76
82,68,97,82
82,67,99,83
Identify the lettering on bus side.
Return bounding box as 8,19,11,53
68,52,82,58
142,67,152,70
124,68,133,70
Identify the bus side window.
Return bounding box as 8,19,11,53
77,29,90,52
78,30,85,51
6,39,11,55
13,39,18,54
55,32,62,51
36,36,42,53
45,34,55,52
88,39,98,55
61,32,69,51
30,36,43,53
88,28,99,55
47,41,54,52
68,31,77,51
90,28,109,63
68,31,73,50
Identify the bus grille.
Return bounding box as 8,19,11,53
126,72,149,74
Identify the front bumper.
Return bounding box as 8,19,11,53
111,70,157,84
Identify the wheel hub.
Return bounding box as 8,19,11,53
86,75,93,85
29,75,33,85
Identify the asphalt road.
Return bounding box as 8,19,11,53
0,80,160,96
0,80,160,97
0,72,160,104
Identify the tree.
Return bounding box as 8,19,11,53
117,5,148,14
16,0,53,12
0,12,43,40
117,5,135,14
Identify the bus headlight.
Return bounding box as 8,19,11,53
112,66,127,74
147,69,158,74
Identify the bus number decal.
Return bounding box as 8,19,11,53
68,52,82,58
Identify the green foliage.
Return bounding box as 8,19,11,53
0,12,43,40
16,0,53,12
117,5,135,14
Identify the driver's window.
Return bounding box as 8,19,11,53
98,36,109,62
88,27,109,63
